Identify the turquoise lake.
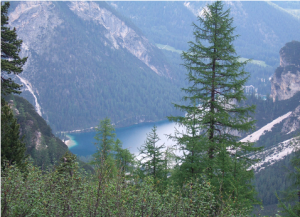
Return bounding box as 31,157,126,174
68,120,182,157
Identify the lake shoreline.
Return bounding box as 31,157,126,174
57,118,170,135
64,135,77,149
67,119,178,156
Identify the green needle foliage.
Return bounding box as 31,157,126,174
90,118,135,178
56,151,78,178
1,2,28,173
138,125,166,182
168,1,261,212
114,138,135,175
90,118,117,174
1,2,27,96
1,98,27,172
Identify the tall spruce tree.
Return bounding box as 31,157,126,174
1,2,27,96
138,125,165,181
168,1,261,211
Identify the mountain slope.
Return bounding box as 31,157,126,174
110,1,300,96
4,94,93,172
238,41,300,214
8,1,183,132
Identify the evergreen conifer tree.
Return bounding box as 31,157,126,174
168,1,261,210
56,151,78,177
1,2,27,96
1,2,28,173
114,138,134,174
1,98,27,171
138,125,165,181
90,118,117,173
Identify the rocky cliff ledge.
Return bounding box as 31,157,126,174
270,41,300,101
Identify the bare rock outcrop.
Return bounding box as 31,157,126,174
281,105,300,134
270,41,300,101
68,1,168,76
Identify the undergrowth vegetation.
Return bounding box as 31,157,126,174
1,157,250,217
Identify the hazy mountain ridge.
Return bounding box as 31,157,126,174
110,1,300,97
111,1,300,66
270,1,300,20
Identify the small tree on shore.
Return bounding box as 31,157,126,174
138,125,166,182
90,118,117,174
114,138,134,174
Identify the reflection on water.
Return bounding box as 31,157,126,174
68,120,183,157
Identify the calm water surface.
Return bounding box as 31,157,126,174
68,120,182,157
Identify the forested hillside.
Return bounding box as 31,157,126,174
8,1,184,132
4,94,94,173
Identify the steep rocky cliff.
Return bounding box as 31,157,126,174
270,41,300,101
281,105,300,134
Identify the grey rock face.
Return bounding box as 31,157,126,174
68,1,165,76
271,70,300,101
281,105,300,134
270,41,300,101
9,2,63,61
8,2,63,117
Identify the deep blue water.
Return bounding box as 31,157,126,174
68,120,181,157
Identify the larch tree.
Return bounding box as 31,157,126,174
168,1,261,211
114,138,134,174
138,125,165,182
91,118,134,177
90,118,117,174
